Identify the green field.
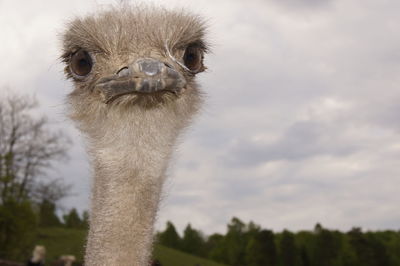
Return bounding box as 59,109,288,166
153,245,226,266
35,227,227,266
35,227,86,263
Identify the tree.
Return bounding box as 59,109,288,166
158,221,181,249
348,228,390,266
38,199,61,227
245,229,277,266
312,224,342,266
63,208,83,228
0,93,70,203
365,233,390,266
0,199,37,260
181,224,206,256
32,178,72,206
81,210,89,229
225,217,247,266
280,230,298,266
207,233,226,262
0,92,70,260
300,246,311,266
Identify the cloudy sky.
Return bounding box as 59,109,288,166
1,0,399,235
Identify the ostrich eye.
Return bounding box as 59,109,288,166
70,50,93,78
183,45,203,73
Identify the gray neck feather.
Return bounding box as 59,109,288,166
72,93,201,265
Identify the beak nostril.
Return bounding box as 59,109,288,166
117,67,129,77
137,59,162,76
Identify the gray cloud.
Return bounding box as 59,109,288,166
224,120,361,167
1,0,400,234
266,0,333,10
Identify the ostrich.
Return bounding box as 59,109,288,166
52,255,76,266
27,245,46,266
60,5,209,266
59,255,76,266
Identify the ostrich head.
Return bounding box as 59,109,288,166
61,6,208,131
31,245,46,263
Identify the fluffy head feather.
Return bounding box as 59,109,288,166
61,6,209,128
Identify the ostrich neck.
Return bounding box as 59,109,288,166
84,109,185,266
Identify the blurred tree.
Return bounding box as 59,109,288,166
207,218,264,265
245,229,277,266
156,219,400,265
158,221,181,249
366,233,390,266
312,224,342,266
348,227,373,266
225,217,247,266
0,199,37,260
181,224,206,256
38,199,61,227
207,233,226,262
348,228,390,266
300,246,311,266
246,221,261,234
380,230,400,266
0,92,70,261
63,208,83,228
0,93,70,203
32,178,72,206
280,230,298,266
81,210,89,229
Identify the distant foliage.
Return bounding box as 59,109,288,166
0,93,70,204
0,92,71,261
63,208,88,229
157,218,400,266
0,199,37,260
246,230,277,266
158,221,181,250
181,224,206,257
38,199,62,227
279,230,298,266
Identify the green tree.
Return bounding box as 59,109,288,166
81,210,89,229
348,229,390,266
300,246,311,266
38,199,61,227
207,233,226,262
280,230,298,266
312,224,341,266
225,217,247,266
380,230,400,266
0,199,37,260
63,208,83,228
158,221,181,249
181,224,206,256
245,221,261,243
0,93,69,204
0,92,70,261
245,229,276,266
366,233,390,266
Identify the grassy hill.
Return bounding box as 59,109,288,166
35,227,86,263
35,227,227,266
153,245,226,266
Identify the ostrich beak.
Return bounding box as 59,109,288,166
95,58,186,103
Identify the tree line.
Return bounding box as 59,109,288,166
157,218,400,266
0,93,74,260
